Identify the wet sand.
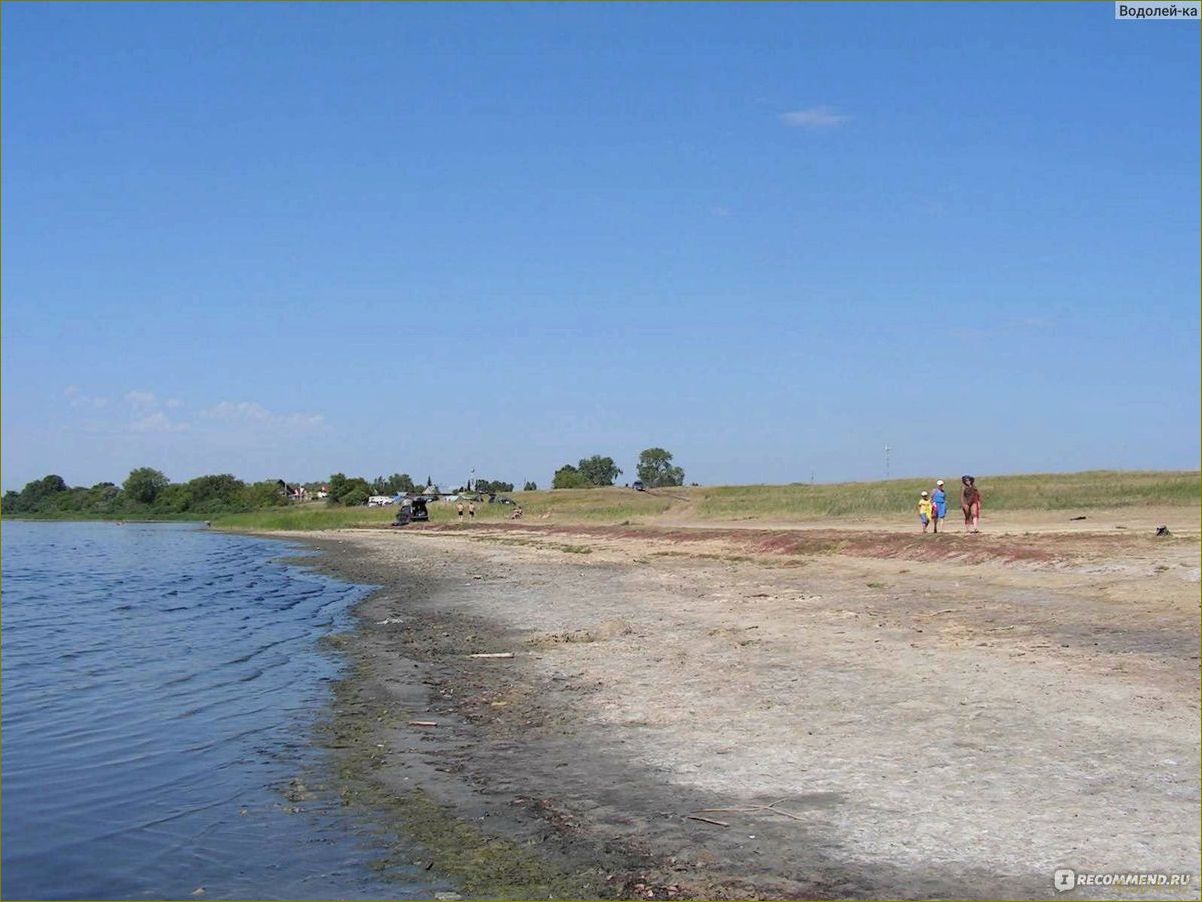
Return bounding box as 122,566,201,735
279,516,1201,900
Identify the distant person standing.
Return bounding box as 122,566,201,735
961,475,981,533
917,491,933,533
468,501,476,520
930,480,948,533
457,501,465,520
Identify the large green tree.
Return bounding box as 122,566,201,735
186,474,246,511
636,448,685,488
327,473,372,505
576,455,622,487
123,467,170,504
552,464,591,489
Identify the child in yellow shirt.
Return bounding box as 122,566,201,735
917,491,933,533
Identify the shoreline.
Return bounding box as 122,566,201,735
282,534,680,900
274,521,1200,901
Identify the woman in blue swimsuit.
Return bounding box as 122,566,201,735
930,480,948,533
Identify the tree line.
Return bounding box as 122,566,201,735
1,469,534,517
3,449,687,518
552,448,685,489
1,469,291,518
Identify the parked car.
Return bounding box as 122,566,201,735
632,481,646,492
392,497,430,526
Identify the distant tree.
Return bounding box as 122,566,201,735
636,448,685,488
426,475,432,487
91,482,119,498
31,474,68,497
327,473,371,505
155,483,194,513
577,455,622,487
341,487,369,507
123,467,169,504
243,480,288,509
523,481,537,492
4,475,67,513
552,464,591,489
372,473,417,495
475,479,515,494
327,473,350,504
186,474,245,511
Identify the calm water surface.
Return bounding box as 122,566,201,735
2,521,438,900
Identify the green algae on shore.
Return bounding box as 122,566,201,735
318,652,610,900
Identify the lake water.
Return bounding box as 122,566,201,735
1,521,439,900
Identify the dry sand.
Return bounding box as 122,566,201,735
281,513,1200,900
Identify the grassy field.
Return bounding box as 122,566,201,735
693,470,1201,519
212,470,1199,531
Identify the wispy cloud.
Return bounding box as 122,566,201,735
64,385,109,409
780,106,851,130
132,411,189,433
124,390,157,408
62,386,327,440
202,400,325,430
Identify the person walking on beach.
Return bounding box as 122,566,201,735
468,501,476,519
457,501,464,520
917,491,934,533
961,475,981,533
930,480,948,533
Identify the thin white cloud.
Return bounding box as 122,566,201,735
780,106,851,130
124,390,157,407
132,411,189,433
202,400,325,430
164,398,183,409
64,385,109,409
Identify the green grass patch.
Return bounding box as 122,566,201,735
693,470,1200,519
211,470,1199,531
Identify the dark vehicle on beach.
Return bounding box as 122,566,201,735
632,481,646,492
392,497,430,526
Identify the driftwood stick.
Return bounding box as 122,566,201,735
408,720,438,727
468,652,515,659
684,814,730,827
765,805,807,822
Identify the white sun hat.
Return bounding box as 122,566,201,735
921,490,929,496
936,480,944,486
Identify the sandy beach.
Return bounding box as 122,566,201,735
280,513,1201,900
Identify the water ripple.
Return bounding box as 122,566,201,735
2,521,435,900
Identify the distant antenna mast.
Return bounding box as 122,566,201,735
884,444,891,480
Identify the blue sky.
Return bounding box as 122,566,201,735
3,2,1199,491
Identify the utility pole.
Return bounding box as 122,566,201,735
884,444,891,480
